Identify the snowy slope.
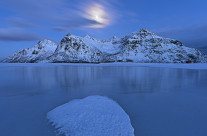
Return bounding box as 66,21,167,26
82,35,122,54
47,33,123,63
197,46,207,55
3,39,57,63
48,34,104,63
47,96,134,136
3,29,207,63
116,29,207,63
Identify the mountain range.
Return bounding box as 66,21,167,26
2,29,207,63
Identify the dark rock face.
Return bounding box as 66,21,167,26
32,50,38,55
49,35,104,63
3,29,207,63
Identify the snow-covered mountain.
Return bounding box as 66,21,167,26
3,39,57,63
3,29,207,63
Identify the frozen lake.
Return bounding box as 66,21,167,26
0,63,207,136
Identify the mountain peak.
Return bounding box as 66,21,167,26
84,34,93,39
138,28,154,35
112,36,118,39
64,33,81,39
135,28,161,39
66,33,72,37
37,39,56,47
139,28,149,32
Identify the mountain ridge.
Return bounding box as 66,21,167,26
2,28,207,63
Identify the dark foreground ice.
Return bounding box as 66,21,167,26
0,63,207,136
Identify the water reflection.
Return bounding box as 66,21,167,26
6,65,206,95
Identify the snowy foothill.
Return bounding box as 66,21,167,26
47,96,134,136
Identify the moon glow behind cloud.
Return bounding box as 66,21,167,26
84,3,110,28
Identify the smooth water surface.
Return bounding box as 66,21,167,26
0,64,207,136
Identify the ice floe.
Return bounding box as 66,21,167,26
47,96,134,136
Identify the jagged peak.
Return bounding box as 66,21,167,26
121,28,163,42
64,33,82,40
65,33,77,38
108,36,119,42
135,28,162,39
41,39,54,42
60,33,83,44
139,28,151,33
84,34,91,38
66,33,72,37
111,36,118,39
138,28,157,35
84,34,95,40
37,39,56,47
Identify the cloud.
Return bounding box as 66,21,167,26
0,0,117,41
155,25,207,38
6,17,37,28
0,0,115,30
0,28,42,41
154,24,207,47
52,19,103,32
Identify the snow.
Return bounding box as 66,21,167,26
47,96,134,136
82,36,121,54
4,39,57,63
3,28,207,63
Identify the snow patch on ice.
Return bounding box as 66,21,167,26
47,96,134,136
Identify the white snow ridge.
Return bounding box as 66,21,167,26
47,96,134,136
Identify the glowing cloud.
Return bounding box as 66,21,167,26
84,3,111,28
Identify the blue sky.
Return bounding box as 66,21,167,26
0,0,207,58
